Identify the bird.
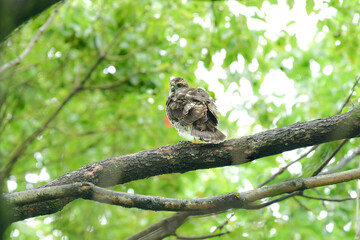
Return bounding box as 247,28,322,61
166,77,226,143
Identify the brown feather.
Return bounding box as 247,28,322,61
166,77,226,143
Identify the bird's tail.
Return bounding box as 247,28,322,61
191,128,226,143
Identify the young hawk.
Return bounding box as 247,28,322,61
166,77,226,143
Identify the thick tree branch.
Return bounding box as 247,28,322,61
45,109,360,188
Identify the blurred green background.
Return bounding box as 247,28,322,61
1,0,360,239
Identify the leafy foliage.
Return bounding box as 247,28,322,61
1,0,360,239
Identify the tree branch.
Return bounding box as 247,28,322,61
2,109,360,222
300,193,354,202
5,167,360,222
0,0,61,42
257,77,359,187
340,74,360,113
0,23,129,184
243,192,300,210
174,231,230,239
257,146,317,188
44,109,360,188
82,68,166,91
293,196,312,212
312,139,349,176
323,145,360,174
0,3,62,75
126,212,191,240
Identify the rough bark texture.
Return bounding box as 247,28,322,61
45,109,360,188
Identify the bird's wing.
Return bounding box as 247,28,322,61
185,88,219,126
167,88,208,126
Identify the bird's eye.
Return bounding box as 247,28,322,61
177,83,183,87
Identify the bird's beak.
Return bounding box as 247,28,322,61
170,86,175,92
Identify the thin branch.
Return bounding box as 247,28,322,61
0,24,129,183
293,196,312,212
175,231,230,239
0,3,62,75
300,193,354,202
257,146,317,188
324,146,360,174
105,45,150,62
126,213,192,240
82,68,166,91
243,192,300,210
356,158,360,240
0,57,101,182
309,188,330,211
243,167,360,203
312,139,348,176
257,75,359,188
5,167,360,222
339,75,360,113
0,79,33,138
215,213,234,232
49,125,124,137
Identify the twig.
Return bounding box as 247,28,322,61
300,193,354,202
82,68,166,91
293,196,312,212
0,3,62,75
49,125,124,137
309,188,329,211
215,213,234,232
105,45,150,62
0,80,28,137
311,139,348,176
257,146,317,188
355,158,360,240
339,75,360,114
324,146,360,174
127,210,225,240
175,231,230,239
257,74,359,188
244,192,300,209
0,23,129,183
0,57,101,182
126,212,191,240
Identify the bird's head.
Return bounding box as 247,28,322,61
170,77,189,92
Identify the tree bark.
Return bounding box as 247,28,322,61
2,109,360,222
45,109,360,188
4,168,360,221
